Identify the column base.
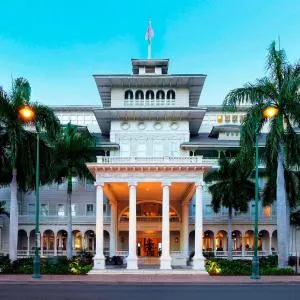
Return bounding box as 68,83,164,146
160,256,172,270
126,256,138,270
193,256,205,271
93,255,105,270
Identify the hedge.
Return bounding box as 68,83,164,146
205,256,295,276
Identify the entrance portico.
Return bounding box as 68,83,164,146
87,156,211,272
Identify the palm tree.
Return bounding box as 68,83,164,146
204,157,255,259
223,41,300,267
52,123,95,259
0,78,60,261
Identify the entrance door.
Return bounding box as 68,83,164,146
137,235,162,257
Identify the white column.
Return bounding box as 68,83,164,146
193,183,205,271
27,233,30,256
110,202,117,257
241,233,245,256
181,202,189,257
127,182,138,269
40,232,44,256
93,183,105,270
160,182,172,270
269,233,273,255
54,233,57,256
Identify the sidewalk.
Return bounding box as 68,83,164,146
0,274,299,284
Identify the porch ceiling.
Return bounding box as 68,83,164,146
106,182,194,202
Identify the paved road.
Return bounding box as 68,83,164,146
0,283,299,300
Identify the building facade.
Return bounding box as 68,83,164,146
0,58,298,270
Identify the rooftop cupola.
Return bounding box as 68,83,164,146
131,59,169,75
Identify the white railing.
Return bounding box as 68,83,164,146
189,215,276,224
115,250,129,257
210,250,276,257
97,156,204,164
18,215,111,224
170,251,188,257
119,216,180,223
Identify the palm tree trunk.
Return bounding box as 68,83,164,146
228,208,233,260
9,168,18,261
66,173,72,259
277,143,289,268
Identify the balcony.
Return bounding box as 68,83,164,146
18,214,111,225
189,214,276,224
97,156,205,164
119,216,180,223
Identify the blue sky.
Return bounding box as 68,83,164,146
0,0,299,106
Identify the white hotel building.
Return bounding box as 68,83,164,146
0,57,295,270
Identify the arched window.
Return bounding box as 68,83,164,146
124,90,133,100
145,90,155,100
167,90,175,100
156,90,165,99
135,90,144,100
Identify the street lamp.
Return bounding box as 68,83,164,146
19,105,41,279
251,105,279,279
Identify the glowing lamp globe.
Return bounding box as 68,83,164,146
19,105,35,121
262,106,279,119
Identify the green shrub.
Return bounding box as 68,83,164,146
260,267,295,275
0,255,92,275
206,258,251,275
259,255,278,268
206,257,295,276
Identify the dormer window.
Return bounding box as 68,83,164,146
125,90,134,100
145,66,155,74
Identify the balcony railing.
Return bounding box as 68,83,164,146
119,216,180,223
97,156,205,164
189,214,276,224
18,214,111,224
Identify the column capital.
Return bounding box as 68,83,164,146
182,201,190,207
195,182,204,189
128,181,138,187
94,182,104,187
161,181,171,187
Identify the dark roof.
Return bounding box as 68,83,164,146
180,133,267,149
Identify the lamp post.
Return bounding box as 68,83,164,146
18,105,40,279
251,105,279,280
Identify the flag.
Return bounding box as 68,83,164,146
145,20,154,42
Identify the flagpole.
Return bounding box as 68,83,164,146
148,39,151,59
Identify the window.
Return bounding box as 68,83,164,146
136,142,147,157
204,204,213,216
57,204,65,217
145,66,155,73
156,90,165,99
225,115,230,123
120,143,130,157
71,204,77,216
28,203,35,215
240,115,246,123
86,204,94,216
145,90,155,100
166,90,175,100
135,90,144,100
124,90,134,100
217,115,223,123
41,204,49,216
232,115,238,123
263,205,271,217
153,143,164,157
170,142,179,156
